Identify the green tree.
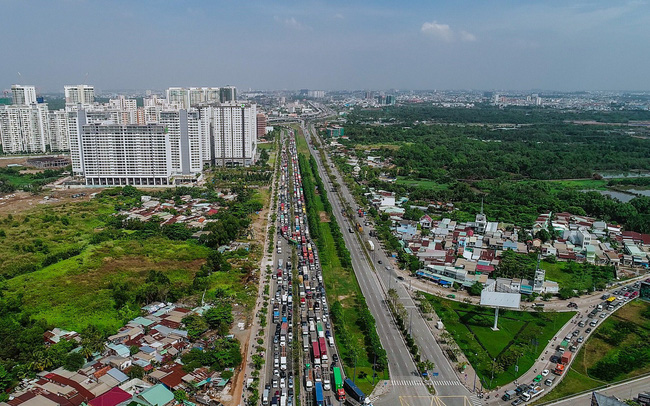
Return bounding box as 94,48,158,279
174,390,188,402
64,352,85,371
468,281,484,296
128,364,145,379
203,303,234,335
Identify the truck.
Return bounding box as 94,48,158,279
315,382,324,406
281,322,288,336
554,363,566,375
368,240,375,251
312,341,321,365
344,378,366,403
323,374,331,391
319,337,328,364
317,323,325,338
501,390,517,401
521,386,544,401
305,367,313,391
280,347,287,370
333,367,345,401
561,350,572,364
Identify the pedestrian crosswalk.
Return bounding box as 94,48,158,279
393,380,425,386
469,394,483,406
392,379,464,386
431,380,462,386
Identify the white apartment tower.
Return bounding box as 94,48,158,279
64,85,95,105
159,109,205,178
210,102,257,167
0,103,49,153
48,110,69,151
80,122,172,186
166,87,221,109
11,85,37,106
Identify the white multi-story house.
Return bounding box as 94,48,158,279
209,102,257,167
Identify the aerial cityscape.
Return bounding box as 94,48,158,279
1,2,650,406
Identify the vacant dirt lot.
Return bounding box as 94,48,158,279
0,188,101,216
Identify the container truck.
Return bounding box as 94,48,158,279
305,368,313,391
319,337,328,364
344,378,366,403
315,382,324,406
312,341,321,365
333,367,345,400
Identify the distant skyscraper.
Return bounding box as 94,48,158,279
167,87,223,108
11,85,37,105
64,85,95,105
210,102,257,167
219,86,237,103
0,103,49,153
257,113,267,137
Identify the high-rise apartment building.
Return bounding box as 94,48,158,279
0,103,49,153
11,85,37,106
219,86,237,103
80,122,172,186
210,102,257,166
64,85,95,105
159,109,205,178
166,87,222,109
47,110,69,151
256,113,267,138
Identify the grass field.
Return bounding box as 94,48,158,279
541,300,650,402
424,294,574,389
545,179,610,192
5,237,211,332
395,177,450,191
0,188,265,334
0,198,114,278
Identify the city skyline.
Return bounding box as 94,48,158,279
1,0,649,92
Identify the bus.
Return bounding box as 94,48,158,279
333,367,345,400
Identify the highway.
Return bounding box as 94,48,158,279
301,120,480,406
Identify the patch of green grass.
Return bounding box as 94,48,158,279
425,294,574,389
395,177,449,191
5,237,211,332
546,179,609,192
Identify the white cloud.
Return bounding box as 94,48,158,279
459,30,476,42
275,16,310,31
421,21,453,41
421,21,477,43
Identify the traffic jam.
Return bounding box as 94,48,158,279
262,131,367,406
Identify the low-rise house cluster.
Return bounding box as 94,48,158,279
119,194,227,230
4,303,229,406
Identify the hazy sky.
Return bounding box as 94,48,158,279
2,0,649,92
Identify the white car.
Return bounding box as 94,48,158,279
541,369,550,376
280,378,286,388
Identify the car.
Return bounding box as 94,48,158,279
512,399,523,406
577,336,584,343
541,369,550,376
332,353,339,362
533,374,543,382
578,321,586,327
573,330,580,336
378,260,382,264
288,377,294,389
280,378,286,388
446,294,456,299
397,276,405,281
585,327,592,333
600,313,607,319
386,266,391,271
